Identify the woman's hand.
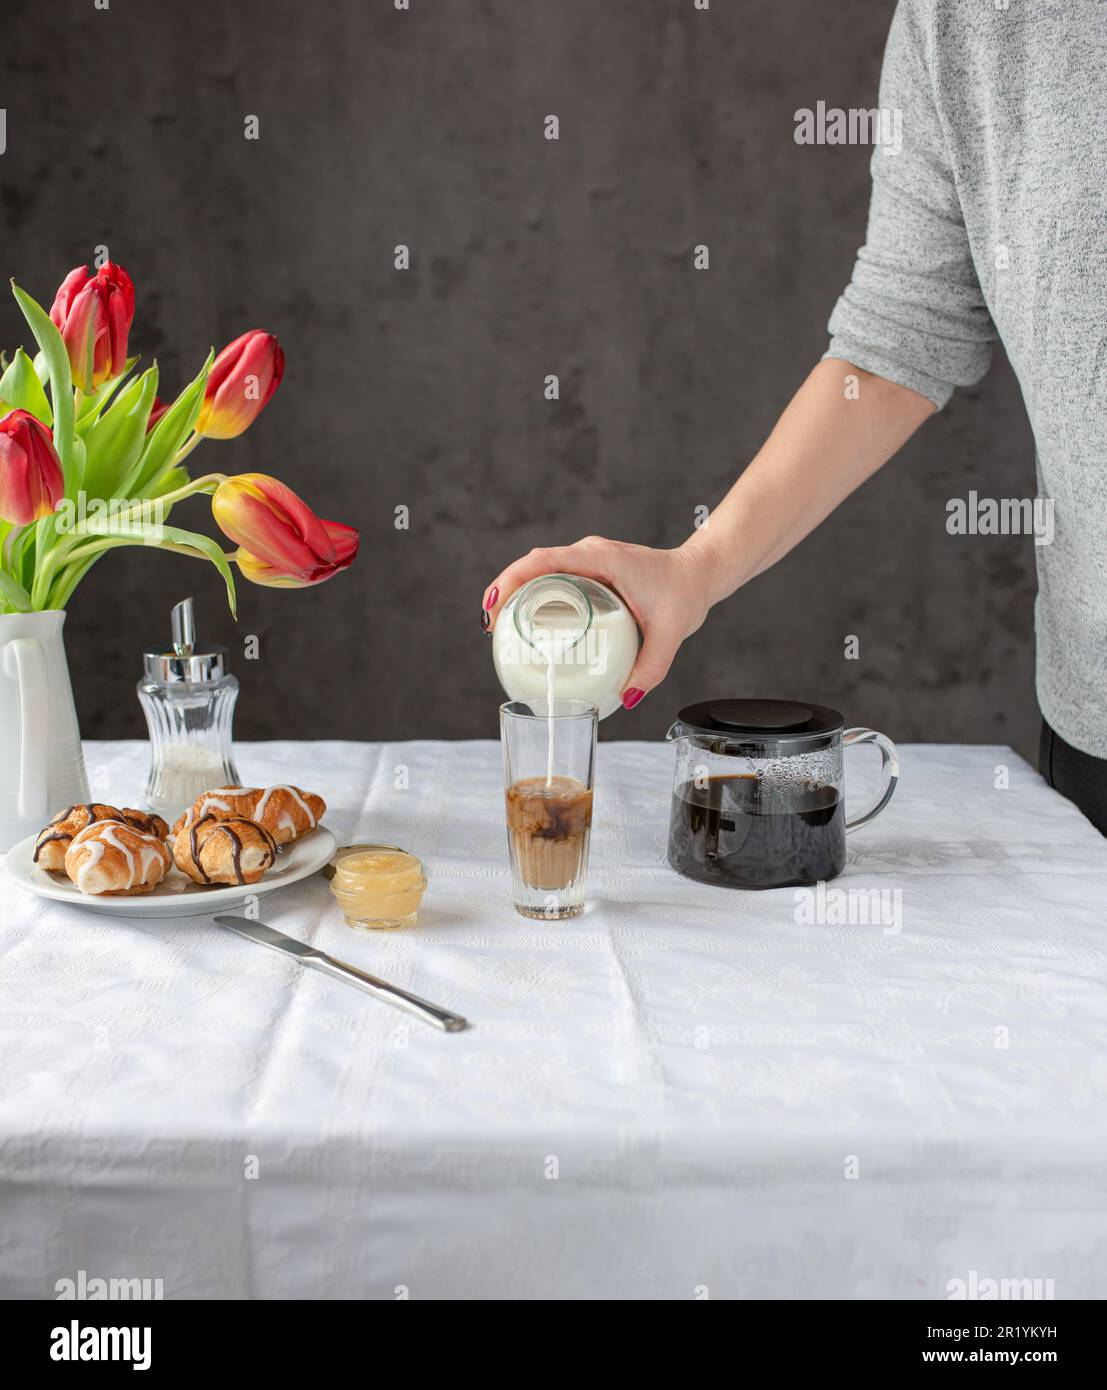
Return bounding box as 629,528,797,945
481,537,717,710
480,364,937,711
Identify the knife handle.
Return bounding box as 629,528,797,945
310,954,468,1032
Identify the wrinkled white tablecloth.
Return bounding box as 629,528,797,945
1,740,1105,1300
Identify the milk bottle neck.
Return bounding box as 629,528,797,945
513,575,594,659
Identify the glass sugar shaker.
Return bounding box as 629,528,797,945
137,597,241,818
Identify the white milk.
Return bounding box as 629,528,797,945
546,654,556,785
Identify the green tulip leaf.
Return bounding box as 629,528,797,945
80,365,159,501
53,518,237,618
150,466,190,497
76,355,140,429
134,350,213,496
11,282,78,495
0,348,53,427
0,570,32,613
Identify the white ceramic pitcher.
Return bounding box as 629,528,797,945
0,611,89,851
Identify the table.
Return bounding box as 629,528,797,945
1,740,1105,1300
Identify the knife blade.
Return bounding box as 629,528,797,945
214,915,468,1032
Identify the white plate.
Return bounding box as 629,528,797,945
4,825,338,919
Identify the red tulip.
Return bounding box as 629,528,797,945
196,331,284,439
0,409,65,524
212,473,358,587
146,397,169,433
49,262,135,394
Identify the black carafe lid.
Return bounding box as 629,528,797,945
671,698,844,747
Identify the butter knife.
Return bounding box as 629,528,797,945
213,915,468,1032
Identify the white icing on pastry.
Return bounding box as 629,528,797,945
255,784,316,829
72,838,106,893
180,791,246,833
138,844,164,881
176,784,319,847
101,823,136,889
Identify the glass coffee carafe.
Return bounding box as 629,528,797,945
666,698,898,890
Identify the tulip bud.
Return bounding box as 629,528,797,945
0,409,65,524
49,262,135,395
212,473,358,587
196,331,284,439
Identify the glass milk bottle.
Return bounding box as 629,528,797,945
492,574,639,718
137,598,241,817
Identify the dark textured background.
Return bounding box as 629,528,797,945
0,0,1038,754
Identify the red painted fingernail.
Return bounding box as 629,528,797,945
622,687,645,710
481,608,491,632
484,585,499,610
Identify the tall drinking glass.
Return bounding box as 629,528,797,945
500,698,597,919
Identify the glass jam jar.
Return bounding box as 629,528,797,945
328,845,427,930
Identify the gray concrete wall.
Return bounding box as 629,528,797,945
0,0,1039,755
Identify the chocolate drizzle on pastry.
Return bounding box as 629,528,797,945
32,831,73,862
34,804,169,865
189,812,216,883
184,813,276,885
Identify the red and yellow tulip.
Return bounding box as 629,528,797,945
49,262,135,395
196,331,284,439
0,409,65,525
212,473,359,587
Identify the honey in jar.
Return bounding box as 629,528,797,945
328,846,426,930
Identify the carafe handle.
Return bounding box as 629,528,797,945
2,636,49,822
843,727,899,833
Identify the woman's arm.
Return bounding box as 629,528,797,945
482,358,935,707
682,357,935,605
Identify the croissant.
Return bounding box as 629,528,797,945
172,785,325,847
174,814,278,886
64,820,171,897
34,803,168,873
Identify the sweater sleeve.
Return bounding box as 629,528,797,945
825,0,996,409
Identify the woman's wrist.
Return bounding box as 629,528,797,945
677,523,744,610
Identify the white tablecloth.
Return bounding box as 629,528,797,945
1,740,1105,1300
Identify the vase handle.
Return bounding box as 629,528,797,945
2,637,49,822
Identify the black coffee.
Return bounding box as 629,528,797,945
667,773,844,890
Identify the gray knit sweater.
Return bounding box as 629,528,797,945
827,0,1107,758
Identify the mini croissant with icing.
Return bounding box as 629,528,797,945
174,814,278,886
34,804,169,873
172,785,325,847
64,820,172,897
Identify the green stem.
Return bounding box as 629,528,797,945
31,472,228,606
44,538,217,610
45,554,99,611
60,536,212,568
109,471,226,527
172,431,202,466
